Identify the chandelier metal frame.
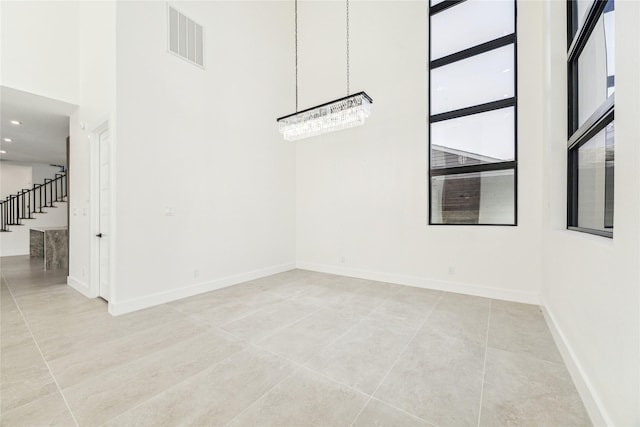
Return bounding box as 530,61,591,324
276,0,373,141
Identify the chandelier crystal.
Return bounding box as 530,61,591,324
277,92,372,141
277,0,372,141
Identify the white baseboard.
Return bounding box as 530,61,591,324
296,262,539,305
0,249,30,257
540,299,611,426
108,262,296,316
67,275,97,298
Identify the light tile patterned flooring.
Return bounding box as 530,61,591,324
1,255,591,426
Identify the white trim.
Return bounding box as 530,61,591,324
108,262,296,316
89,121,112,302
89,123,102,298
540,299,611,427
296,262,539,305
67,275,97,298
0,248,30,257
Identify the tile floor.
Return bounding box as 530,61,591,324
0,255,591,426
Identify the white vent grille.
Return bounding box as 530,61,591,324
168,5,204,68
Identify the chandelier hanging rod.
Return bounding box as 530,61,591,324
276,91,372,122
276,0,372,141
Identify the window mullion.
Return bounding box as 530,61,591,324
428,0,517,225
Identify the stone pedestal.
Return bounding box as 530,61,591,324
30,227,68,271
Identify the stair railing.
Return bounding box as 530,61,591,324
0,172,67,232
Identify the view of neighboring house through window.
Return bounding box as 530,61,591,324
428,0,518,225
567,0,614,237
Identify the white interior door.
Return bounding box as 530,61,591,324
98,129,110,300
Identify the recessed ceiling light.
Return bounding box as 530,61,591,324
0,150,6,154
3,138,12,142
10,120,22,125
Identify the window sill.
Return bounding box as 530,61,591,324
567,226,613,239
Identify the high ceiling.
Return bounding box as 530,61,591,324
0,86,77,166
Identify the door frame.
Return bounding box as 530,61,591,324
90,120,114,302
66,136,70,277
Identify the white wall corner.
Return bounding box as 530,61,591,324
296,262,540,305
67,275,97,299
540,298,613,427
107,262,296,316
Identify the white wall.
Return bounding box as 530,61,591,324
0,0,83,262
2,3,638,423
111,1,296,312
0,161,64,196
0,203,68,257
31,163,65,187
295,1,544,304
541,0,640,425
0,1,79,105
0,0,116,293
0,161,68,256
0,162,32,198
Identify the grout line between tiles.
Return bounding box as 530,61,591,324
159,289,382,424
252,305,326,343
215,291,443,427
299,363,436,427
96,345,249,427
476,298,493,427
368,396,438,426
218,331,360,423
2,275,80,427
216,290,310,327
59,325,230,400
348,292,445,427
219,298,439,427
168,278,388,343
213,313,367,372
168,285,319,331
2,266,513,427
167,281,441,362
220,364,302,427
155,285,441,426
165,302,227,329
298,316,367,368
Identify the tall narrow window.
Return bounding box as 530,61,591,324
567,0,614,237
428,0,518,225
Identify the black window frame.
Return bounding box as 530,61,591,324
428,0,518,226
566,0,615,238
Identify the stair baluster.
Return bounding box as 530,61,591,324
0,172,67,232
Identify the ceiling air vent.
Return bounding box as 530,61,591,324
168,5,205,68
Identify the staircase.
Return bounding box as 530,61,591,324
0,172,67,232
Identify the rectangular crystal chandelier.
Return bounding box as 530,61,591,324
277,92,373,141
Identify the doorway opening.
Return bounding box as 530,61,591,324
0,86,75,279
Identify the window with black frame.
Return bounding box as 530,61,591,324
428,0,517,226
567,0,615,237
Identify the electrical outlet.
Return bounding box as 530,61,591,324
193,269,200,279
448,266,455,275
340,256,346,264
